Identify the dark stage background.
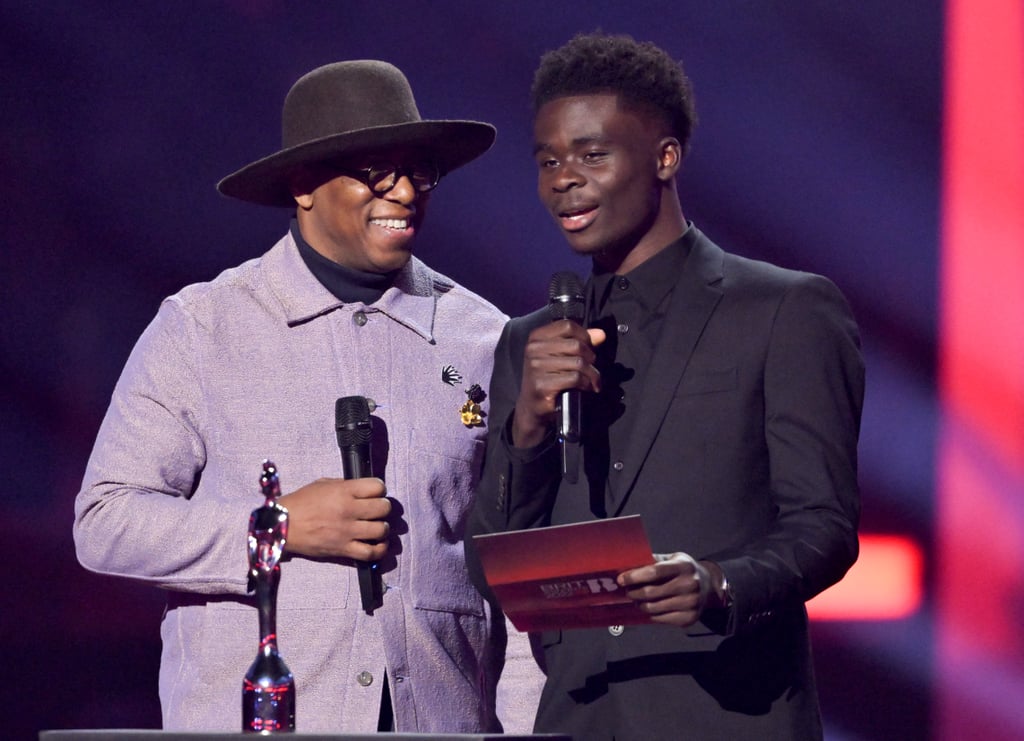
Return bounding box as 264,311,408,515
3,2,946,739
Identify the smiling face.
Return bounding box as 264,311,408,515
292,153,431,274
533,93,684,273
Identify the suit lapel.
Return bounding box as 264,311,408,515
610,230,725,516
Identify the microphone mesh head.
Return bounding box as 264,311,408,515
335,396,371,446
548,271,585,322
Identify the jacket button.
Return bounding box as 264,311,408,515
608,625,624,636
356,670,373,686
612,461,624,471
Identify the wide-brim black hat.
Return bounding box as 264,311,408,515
217,60,496,207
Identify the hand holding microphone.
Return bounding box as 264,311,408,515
510,272,605,476
275,397,390,614
277,478,389,561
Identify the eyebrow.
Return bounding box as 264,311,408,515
532,135,607,155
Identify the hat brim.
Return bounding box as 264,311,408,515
217,119,496,207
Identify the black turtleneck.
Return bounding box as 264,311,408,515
290,218,399,304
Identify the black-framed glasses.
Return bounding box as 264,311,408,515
334,161,441,194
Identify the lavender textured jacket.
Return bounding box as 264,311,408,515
74,233,541,733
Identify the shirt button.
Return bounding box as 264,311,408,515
612,460,624,471
353,311,368,326
616,277,630,291
608,625,625,636
617,323,629,334
356,671,373,687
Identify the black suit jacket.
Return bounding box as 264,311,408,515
468,226,864,740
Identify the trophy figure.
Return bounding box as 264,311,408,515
242,460,296,733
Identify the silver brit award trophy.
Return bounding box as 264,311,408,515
242,460,296,733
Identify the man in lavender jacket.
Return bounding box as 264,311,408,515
74,60,542,733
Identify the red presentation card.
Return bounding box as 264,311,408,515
472,515,656,632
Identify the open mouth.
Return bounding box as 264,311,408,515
370,217,412,232
558,205,598,232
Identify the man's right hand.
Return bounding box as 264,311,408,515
511,321,605,448
277,477,391,561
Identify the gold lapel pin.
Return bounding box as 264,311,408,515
459,383,486,427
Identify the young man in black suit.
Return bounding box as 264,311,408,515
468,32,865,740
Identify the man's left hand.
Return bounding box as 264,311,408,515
617,552,711,628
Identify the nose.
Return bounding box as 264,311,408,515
384,173,419,205
550,163,584,193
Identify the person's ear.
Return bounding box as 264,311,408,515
289,166,323,210
656,137,682,181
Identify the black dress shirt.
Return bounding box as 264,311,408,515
584,232,690,514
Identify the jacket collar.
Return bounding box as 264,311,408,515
263,230,444,342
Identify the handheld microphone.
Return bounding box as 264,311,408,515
335,395,384,614
548,271,585,483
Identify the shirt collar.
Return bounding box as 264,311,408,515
263,230,442,342
587,224,694,317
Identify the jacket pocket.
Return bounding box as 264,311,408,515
676,366,737,396
407,429,486,616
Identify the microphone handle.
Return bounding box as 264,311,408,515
558,389,581,444
340,445,371,481
356,557,382,614
339,441,383,614
547,271,586,483
557,388,581,483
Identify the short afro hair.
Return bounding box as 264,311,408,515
531,32,697,154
